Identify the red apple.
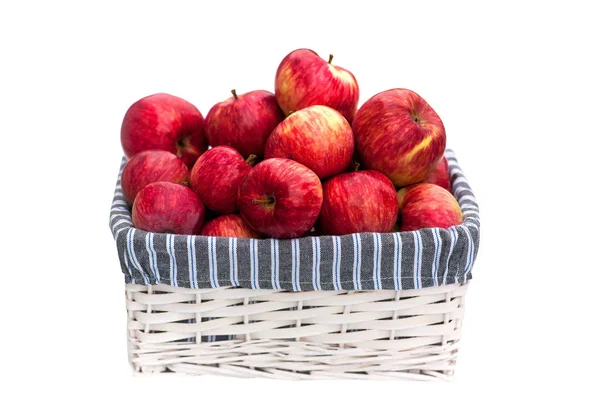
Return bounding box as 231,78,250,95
264,105,354,179
121,93,207,168
200,214,261,238
319,170,398,235
190,146,253,214
275,49,359,123
132,182,205,235
238,158,323,239
205,89,284,158
121,150,189,205
424,156,451,192
353,88,446,187
397,183,463,231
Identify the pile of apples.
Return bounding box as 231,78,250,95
120,48,463,239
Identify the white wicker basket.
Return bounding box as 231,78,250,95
114,150,479,380
126,282,468,380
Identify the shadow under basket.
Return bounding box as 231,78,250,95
126,283,467,380
114,149,479,380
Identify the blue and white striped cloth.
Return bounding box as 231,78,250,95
110,149,480,291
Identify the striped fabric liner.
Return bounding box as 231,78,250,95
110,149,480,291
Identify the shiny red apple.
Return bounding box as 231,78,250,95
264,105,354,179
275,49,359,123
121,93,207,168
200,214,261,238
424,156,451,191
190,146,253,214
353,88,446,187
238,158,323,239
319,170,398,235
132,182,205,235
121,150,189,205
397,183,463,231
205,89,284,158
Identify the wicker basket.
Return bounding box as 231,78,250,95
126,283,467,380
112,150,479,380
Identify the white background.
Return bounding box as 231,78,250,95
1,0,598,399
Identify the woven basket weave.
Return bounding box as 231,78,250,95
116,150,478,380
126,282,467,380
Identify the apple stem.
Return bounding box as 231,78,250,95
353,161,360,172
328,54,334,64
231,89,238,100
245,154,258,167
412,112,423,125
252,196,275,206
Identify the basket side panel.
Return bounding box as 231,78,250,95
126,283,467,380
